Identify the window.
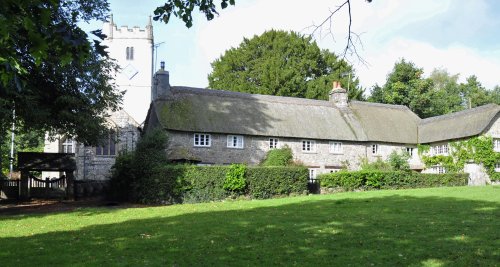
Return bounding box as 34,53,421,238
308,169,317,182
194,133,211,147
61,138,75,153
372,144,379,155
329,142,343,154
227,135,244,148
495,163,500,172
405,147,414,157
269,138,279,149
431,166,446,174
96,131,117,156
494,139,500,152
328,169,341,173
431,144,449,155
126,47,134,60
302,140,316,152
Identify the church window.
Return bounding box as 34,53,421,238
126,47,134,60
96,130,117,156
62,138,75,153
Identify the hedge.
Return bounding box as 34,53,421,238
132,165,309,204
318,171,468,191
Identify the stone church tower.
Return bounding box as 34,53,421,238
102,15,154,124
43,16,154,182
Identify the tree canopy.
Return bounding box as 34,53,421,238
0,0,121,145
208,30,364,101
369,59,500,118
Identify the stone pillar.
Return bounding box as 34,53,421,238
20,170,30,200
66,171,75,200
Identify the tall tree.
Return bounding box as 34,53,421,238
0,0,121,143
208,30,364,101
0,0,122,176
368,59,434,118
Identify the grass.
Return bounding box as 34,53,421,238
0,186,499,266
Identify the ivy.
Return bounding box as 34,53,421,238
421,136,500,181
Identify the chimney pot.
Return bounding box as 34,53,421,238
329,80,348,108
160,61,165,71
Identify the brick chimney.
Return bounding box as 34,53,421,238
329,81,348,108
151,61,170,101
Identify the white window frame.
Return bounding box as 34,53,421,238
227,135,244,149
495,163,500,172
193,133,211,147
329,141,343,154
432,165,446,174
494,139,500,152
269,138,279,149
405,147,414,157
431,144,449,155
302,140,316,152
62,138,75,153
372,144,379,155
308,169,317,182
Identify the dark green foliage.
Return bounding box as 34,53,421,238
0,0,121,145
132,165,308,204
108,128,169,202
261,146,294,166
181,166,229,203
208,30,364,101
246,166,309,199
319,171,468,191
154,0,235,28
108,152,135,201
369,60,500,118
223,164,247,192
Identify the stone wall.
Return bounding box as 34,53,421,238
167,131,409,175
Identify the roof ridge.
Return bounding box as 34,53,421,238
171,86,334,107
350,100,411,110
421,103,499,124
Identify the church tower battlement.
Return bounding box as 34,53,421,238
102,15,154,124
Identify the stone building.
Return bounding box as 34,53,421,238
144,67,500,183
43,16,153,180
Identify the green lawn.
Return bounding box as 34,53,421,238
0,186,499,266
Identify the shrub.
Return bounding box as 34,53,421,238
261,146,294,166
108,127,169,203
223,164,247,192
387,151,410,171
246,166,308,199
319,171,468,191
108,151,135,201
360,158,392,171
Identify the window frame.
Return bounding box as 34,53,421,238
126,46,134,60
61,138,75,153
495,163,500,172
329,141,343,154
95,130,117,156
269,138,279,149
431,144,449,155
371,144,379,155
494,139,500,152
302,140,316,152
193,133,211,147
405,147,414,157
227,135,244,149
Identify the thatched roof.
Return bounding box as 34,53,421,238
418,104,500,143
148,87,420,143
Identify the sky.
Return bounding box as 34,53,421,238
81,0,500,93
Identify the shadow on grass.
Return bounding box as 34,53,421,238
0,195,498,266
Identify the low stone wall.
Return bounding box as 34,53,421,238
74,180,109,199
